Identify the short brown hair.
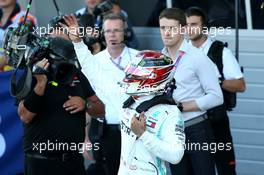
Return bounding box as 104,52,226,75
103,13,128,29
159,8,186,26
185,7,207,26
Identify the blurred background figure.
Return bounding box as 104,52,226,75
75,0,139,54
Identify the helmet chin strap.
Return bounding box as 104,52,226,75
122,86,182,113
132,96,139,100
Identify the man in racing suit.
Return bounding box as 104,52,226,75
118,50,185,175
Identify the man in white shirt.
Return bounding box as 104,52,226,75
61,13,138,175
186,7,246,175
159,8,223,175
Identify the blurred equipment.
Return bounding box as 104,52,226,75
3,0,80,100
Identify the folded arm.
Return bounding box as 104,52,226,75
138,112,185,164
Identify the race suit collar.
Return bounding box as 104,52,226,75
133,95,155,105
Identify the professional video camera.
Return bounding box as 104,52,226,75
4,27,79,98
80,0,113,47
4,26,78,69
93,0,113,19
3,0,80,100
48,0,112,50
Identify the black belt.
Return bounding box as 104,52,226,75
105,124,120,131
26,152,81,162
185,113,208,128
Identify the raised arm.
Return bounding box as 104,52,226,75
60,14,95,71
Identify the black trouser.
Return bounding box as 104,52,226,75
100,124,121,175
210,112,237,175
88,120,121,175
170,119,215,175
87,118,106,175
24,153,85,175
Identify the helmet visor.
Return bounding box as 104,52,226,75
124,64,153,77
138,57,173,67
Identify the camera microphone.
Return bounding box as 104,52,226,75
53,0,62,16
111,41,125,45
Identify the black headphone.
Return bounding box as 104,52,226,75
100,13,132,44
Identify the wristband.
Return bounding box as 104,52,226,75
85,99,92,111
219,77,224,85
23,90,43,113
177,102,183,112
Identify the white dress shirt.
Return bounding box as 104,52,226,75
199,37,244,80
73,41,138,124
162,39,223,121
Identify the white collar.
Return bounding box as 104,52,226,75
199,36,214,53
106,46,128,59
134,95,156,105
162,39,189,58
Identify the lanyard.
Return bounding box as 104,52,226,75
109,48,131,71
173,51,185,71
109,56,124,71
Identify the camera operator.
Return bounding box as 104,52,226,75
75,0,139,54
0,0,37,72
61,13,138,175
17,41,105,174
